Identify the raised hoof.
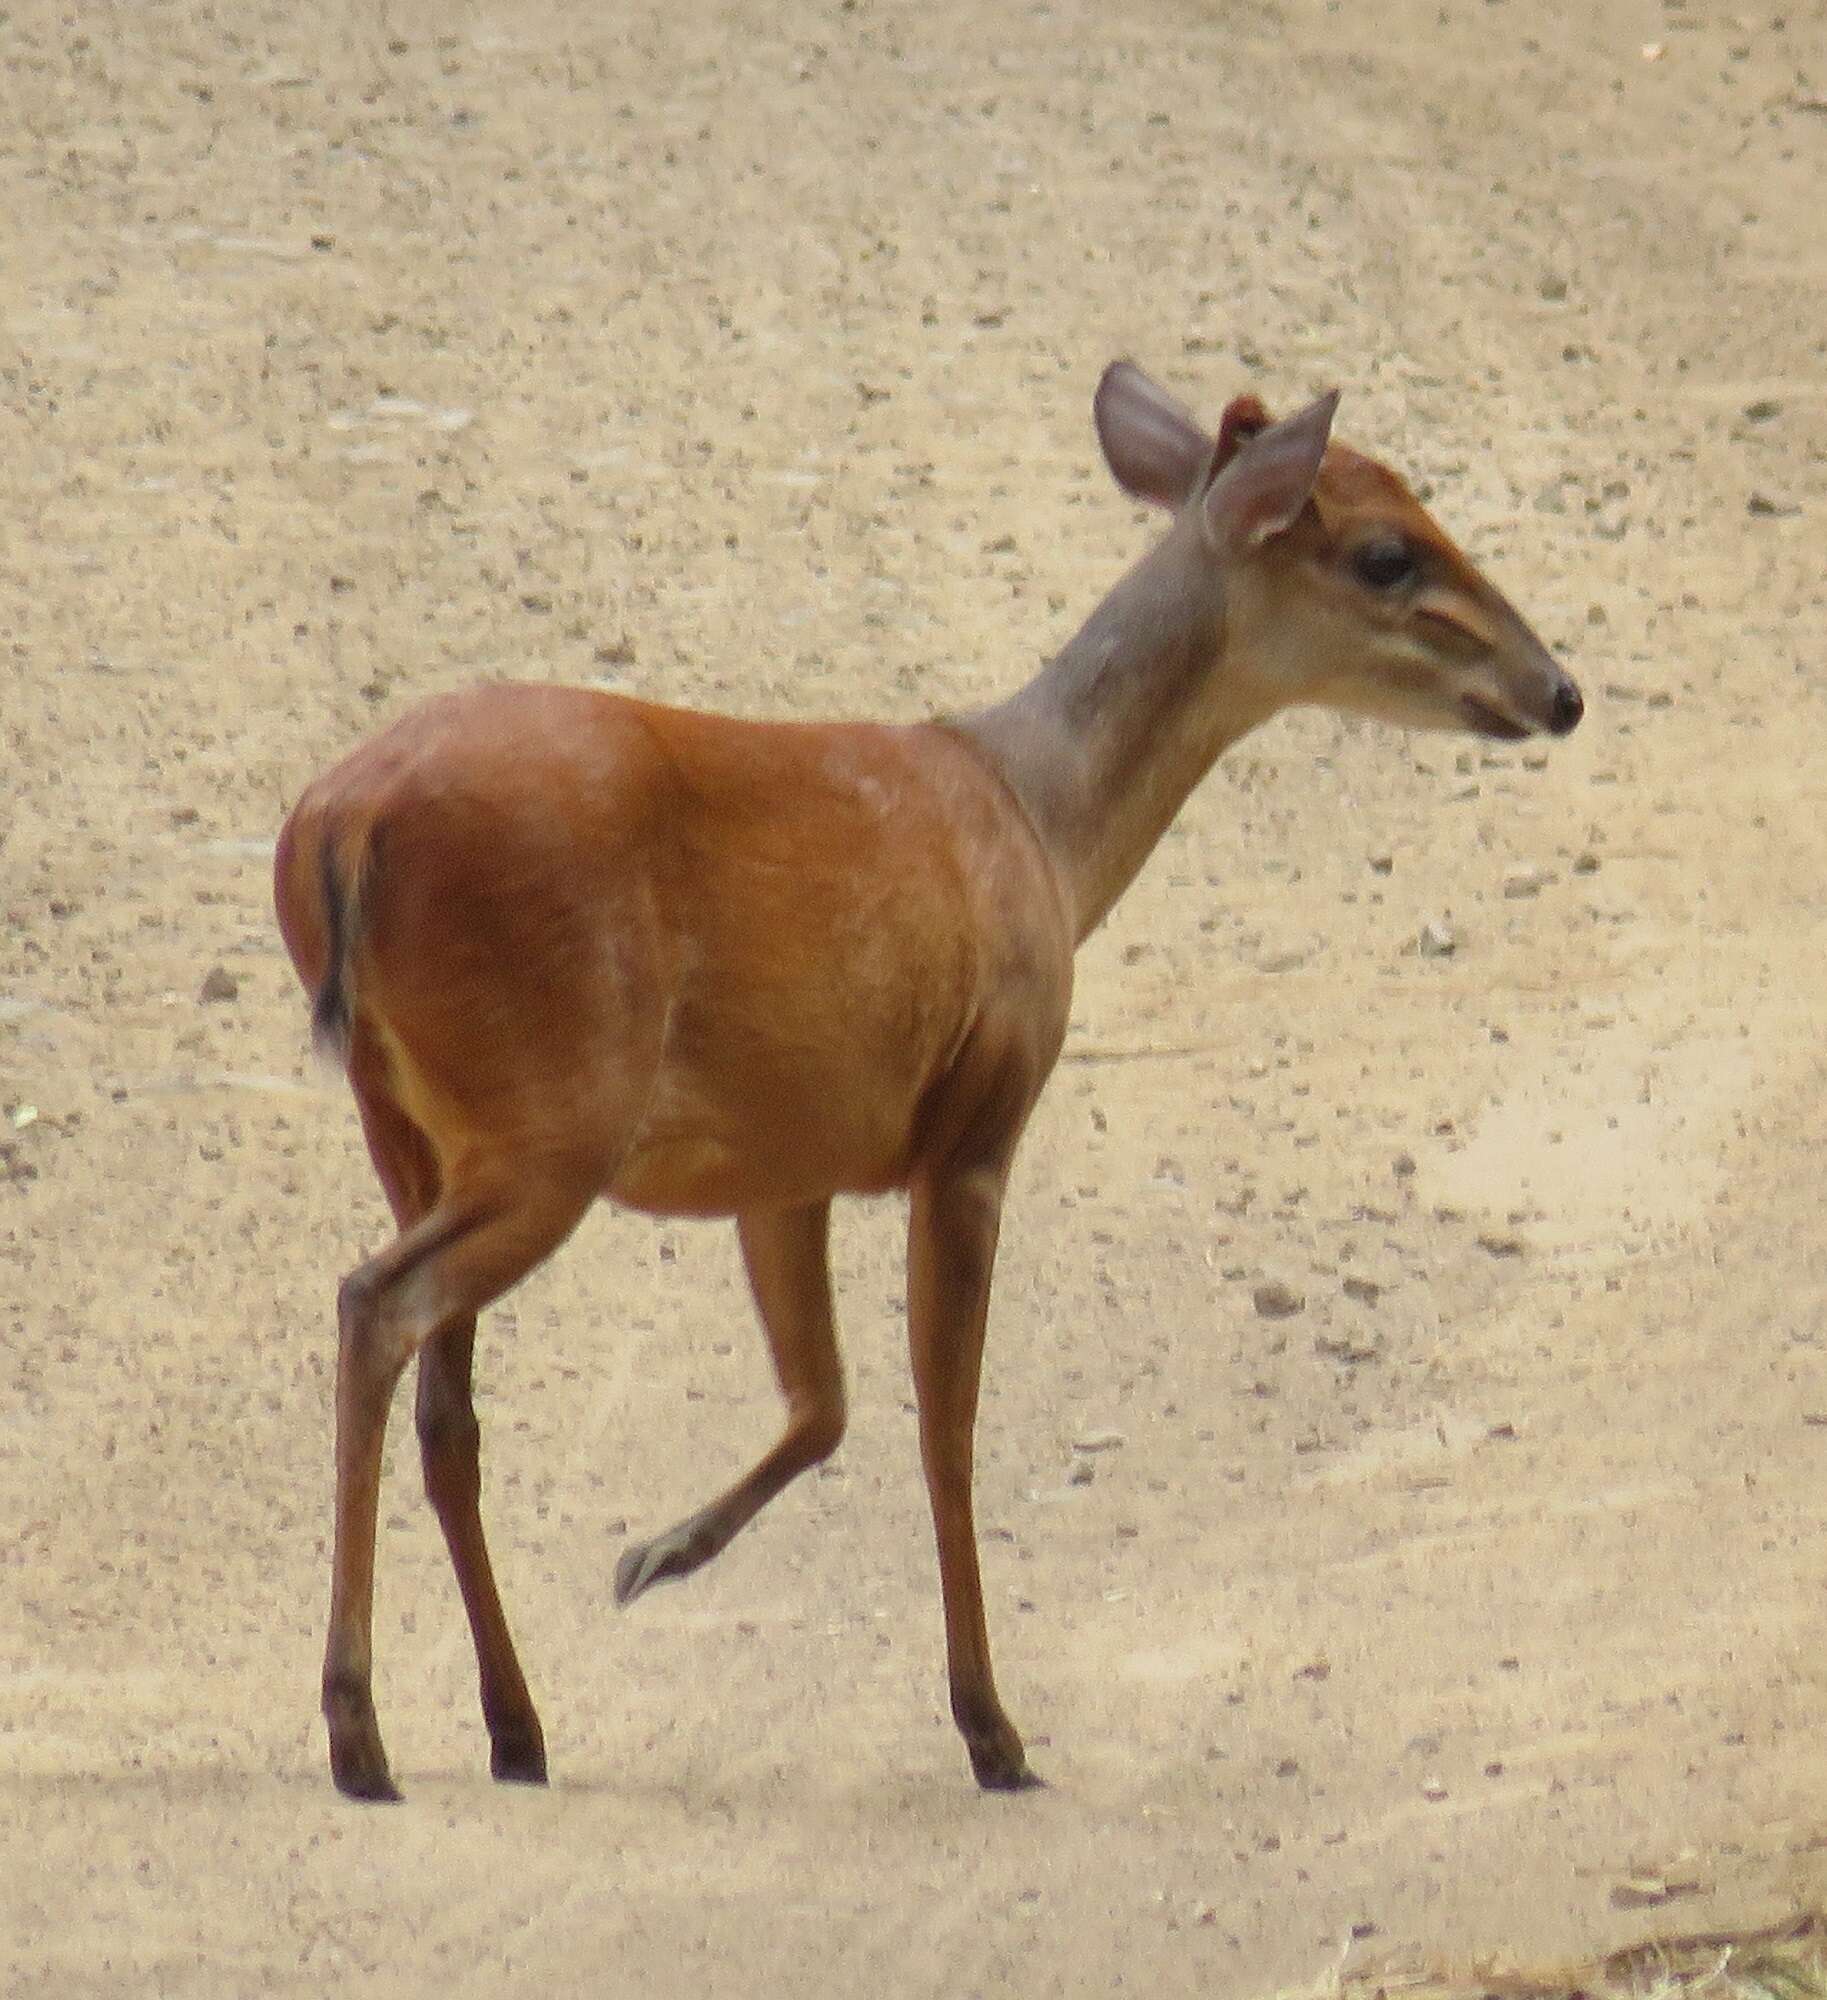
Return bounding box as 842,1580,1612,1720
614,1527,704,1606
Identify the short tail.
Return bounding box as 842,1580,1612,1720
310,826,369,1065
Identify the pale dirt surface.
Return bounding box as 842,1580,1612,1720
4,0,1826,1993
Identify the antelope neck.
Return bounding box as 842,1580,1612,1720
951,524,1273,943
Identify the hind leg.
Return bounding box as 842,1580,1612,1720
414,1317,546,1783
323,1102,594,1802
353,1084,546,1781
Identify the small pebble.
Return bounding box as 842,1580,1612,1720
199,966,239,1003
1417,918,1457,958
1317,1332,1380,1364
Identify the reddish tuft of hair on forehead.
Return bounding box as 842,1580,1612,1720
1214,393,1272,471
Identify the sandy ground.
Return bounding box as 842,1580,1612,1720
4,0,1827,1992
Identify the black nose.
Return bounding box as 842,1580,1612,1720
1549,677,1584,736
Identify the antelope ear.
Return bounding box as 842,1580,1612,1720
1201,389,1339,550
1213,394,1272,471
1093,361,1215,511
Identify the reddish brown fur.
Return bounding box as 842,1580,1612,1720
276,360,1580,1802
278,688,1068,1221
1215,392,1271,463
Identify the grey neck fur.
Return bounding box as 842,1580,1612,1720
951,518,1275,943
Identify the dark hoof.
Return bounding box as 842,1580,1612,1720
968,1738,1044,1792
326,1687,401,1802
490,1732,549,1786
330,1745,403,1803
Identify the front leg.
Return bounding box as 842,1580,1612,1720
615,1201,844,1604
907,1158,1040,1792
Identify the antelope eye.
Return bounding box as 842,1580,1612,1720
1352,537,1419,591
